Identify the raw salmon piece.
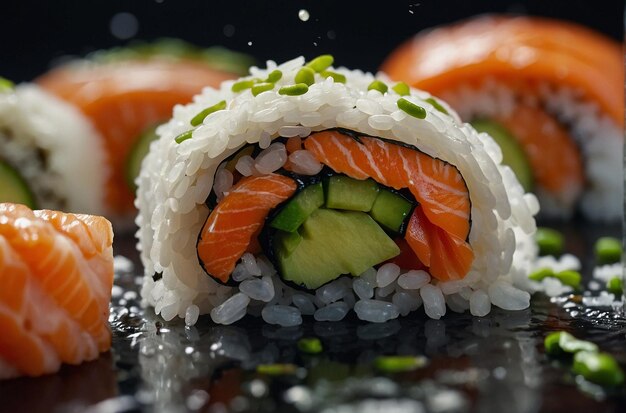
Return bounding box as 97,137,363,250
0,203,114,378
37,60,238,216
304,130,470,240
198,174,297,283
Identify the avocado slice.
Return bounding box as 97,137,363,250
369,189,413,233
0,160,36,208
324,176,379,211
125,124,160,191
471,119,534,192
270,182,324,232
275,208,400,290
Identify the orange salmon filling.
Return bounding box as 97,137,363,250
198,130,474,285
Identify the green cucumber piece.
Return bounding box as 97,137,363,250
472,119,533,192
324,176,379,212
125,124,159,191
370,189,413,233
276,208,399,290
270,183,324,232
0,160,36,208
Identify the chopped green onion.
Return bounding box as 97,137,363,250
0,77,14,92
256,363,298,375
278,83,309,96
294,67,315,86
297,337,323,354
397,98,427,119
607,276,623,296
265,69,283,83
554,270,582,289
392,82,410,96
374,355,428,373
535,227,564,256
251,82,275,96
174,130,194,144
425,97,449,115
573,351,624,387
320,70,346,83
231,79,257,92
190,100,227,126
367,80,388,94
528,267,554,282
306,54,334,72
594,237,621,264
544,331,598,356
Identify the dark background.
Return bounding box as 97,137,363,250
1,0,623,82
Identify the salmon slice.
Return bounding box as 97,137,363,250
198,174,297,283
304,130,470,240
37,60,238,215
493,105,584,202
406,206,473,281
0,203,113,378
381,15,623,127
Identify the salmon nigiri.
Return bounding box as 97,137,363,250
381,16,623,220
36,41,253,221
0,203,114,379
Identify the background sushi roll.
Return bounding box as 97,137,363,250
381,15,623,221
136,56,539,327
34,40,254,222
0,203,114,379
0,82,108,215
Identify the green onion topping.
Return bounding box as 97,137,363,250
320,70,346,83
0,77,14,92
367,80,388,94
392,82,410,96
535,227,564,256
297,337,323,354
528,268,581,289
607,276,623,296
306,54,334,72
278,83,309,96
528,267,554,282
397,98,426,119
174,130,194,144
573,351,624,387
256,363,298,375
265,69,283,83
190,100,227,126
251,82,275,96
544,331,598,356
425,97,449,115
374,355,428,373
594,237,621,264
231,79,257,92
294,67,316,86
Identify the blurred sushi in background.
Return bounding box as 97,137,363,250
381,15,623,221
0,40,254,225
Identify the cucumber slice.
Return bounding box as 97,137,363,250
324,176,379,211
471,119,534,192
125,124,159,191
270,182,324,232
276,208,399,290
370,189,413,233
0,160,36,208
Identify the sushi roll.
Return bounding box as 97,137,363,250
0,41,253,224
0,203,114,379
381,16,623,220
136,56,538,327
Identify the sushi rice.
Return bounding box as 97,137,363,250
0,84,108,214
136,56,539,327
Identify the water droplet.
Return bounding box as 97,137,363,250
327,30,336,40
298,9,310,22
185,346,194,355
109,12,139,40
313,42,318,47
223,24,235,37
247,41,252,46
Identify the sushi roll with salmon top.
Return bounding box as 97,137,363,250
381,16,623,220
136,55,539,327
0,203,114,379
